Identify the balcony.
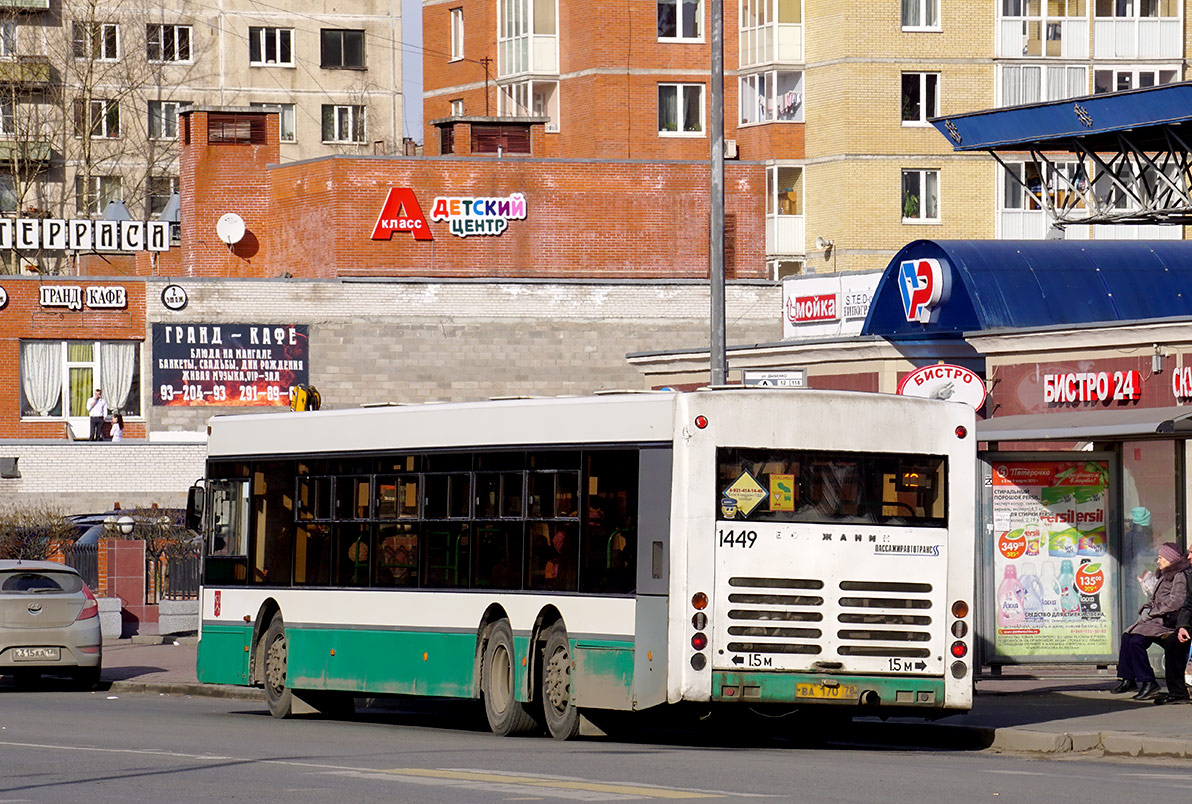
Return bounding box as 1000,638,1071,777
1094,18,1181,59
0,0,50,9
997,19,1088,59
0,56,53,89
497,34,557,78
740,23,803,69
998,210,1181,241
766,214,804,255
0,138,53,169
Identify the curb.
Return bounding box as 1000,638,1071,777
105,679,264,701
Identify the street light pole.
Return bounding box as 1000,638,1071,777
709,0,727,386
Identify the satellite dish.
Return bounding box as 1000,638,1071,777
216,212,246,246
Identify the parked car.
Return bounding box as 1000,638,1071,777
0,560,102,688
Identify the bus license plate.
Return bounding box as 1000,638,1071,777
795,682,858,700
12,647,59,662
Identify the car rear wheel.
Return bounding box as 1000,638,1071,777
72,665,101,691
262,617,294,718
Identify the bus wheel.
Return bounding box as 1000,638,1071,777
482,620,537,736
541,623,580,741
263,617,294,719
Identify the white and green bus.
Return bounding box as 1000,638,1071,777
189,389,976,739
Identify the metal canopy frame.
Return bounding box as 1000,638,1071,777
989,125,1192,228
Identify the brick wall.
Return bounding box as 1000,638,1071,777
0,441,206,511
0,278,147,438
144,277,780,432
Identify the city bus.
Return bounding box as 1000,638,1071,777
188,389,976,739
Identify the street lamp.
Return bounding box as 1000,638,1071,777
117,515,134,536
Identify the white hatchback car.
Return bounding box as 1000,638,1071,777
0,560,102,688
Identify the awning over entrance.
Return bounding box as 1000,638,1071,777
861,239,1192,339
977,405,1192,442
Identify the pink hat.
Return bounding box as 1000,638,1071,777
1159,542,1182,564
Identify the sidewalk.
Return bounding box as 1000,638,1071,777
96,639,1192,758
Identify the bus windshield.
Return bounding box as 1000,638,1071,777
717,447,947,526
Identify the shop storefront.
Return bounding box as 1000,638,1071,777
631,238,1192,667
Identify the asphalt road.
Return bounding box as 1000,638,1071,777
0,687,1189,803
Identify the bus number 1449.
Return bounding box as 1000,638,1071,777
718,529,757,548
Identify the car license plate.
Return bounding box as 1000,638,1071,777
12,647,60,662
795,682,858,700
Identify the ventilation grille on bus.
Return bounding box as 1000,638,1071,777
835,580,934,659
725,577,824,655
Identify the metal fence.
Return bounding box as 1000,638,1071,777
63,543,99,592
147,546,201,603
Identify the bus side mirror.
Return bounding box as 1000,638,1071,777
186,484,205,532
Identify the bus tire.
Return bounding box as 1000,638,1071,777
541,622,580,741
262,617,294,719
482,620,537,736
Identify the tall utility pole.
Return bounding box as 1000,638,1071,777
709,0,727,386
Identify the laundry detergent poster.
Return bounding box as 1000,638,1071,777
990,460,1114,659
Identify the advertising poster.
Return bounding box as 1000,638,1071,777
152,323,309,407
990,460,1113,659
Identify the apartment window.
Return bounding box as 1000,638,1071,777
740,70,803,124
658,83,704,135
768,165,802,216
450,8,464,60
75,175,122,216
658,0,702,39
902,169,939,222
498,0,556,77
1000,0,1085,57
0,99,13,136
1002,161,1088,211
73,99,120,138
72,22,119,61
249,102,296,142
148,100,184,140
1001,64,1087,105
19,341,141,419
901,73,939,125
901,0,940,29
1094,66,1179,93
450,99,464,116
249,27,293,66
0,21,15,57
0,175,16,213
322,104,365,143
1095,0,1177,17
321,29,365,69
146,24,191,62
148,176,178,217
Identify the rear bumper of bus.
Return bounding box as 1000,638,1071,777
711,671,956,710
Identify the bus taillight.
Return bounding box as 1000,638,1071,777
955,425,968,439
691,632,708,651
692,592,708,610
951,600,969,618
694,415,709,429
950,641,968,658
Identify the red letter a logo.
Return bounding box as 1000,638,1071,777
371,188,434,241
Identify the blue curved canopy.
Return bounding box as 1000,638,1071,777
862,239,1192,338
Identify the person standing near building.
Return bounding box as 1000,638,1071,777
86,388,108,441
109,412,124,442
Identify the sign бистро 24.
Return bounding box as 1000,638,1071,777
151,323,309,407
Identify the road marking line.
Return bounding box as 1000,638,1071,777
380,769,722,799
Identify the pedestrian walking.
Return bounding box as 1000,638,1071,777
85,388,109,441
1111,542,1189,701
1155,544,1192,705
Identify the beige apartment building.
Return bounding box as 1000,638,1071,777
426,0,1190,277
0,0,401,270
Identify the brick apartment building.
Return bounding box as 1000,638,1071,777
424,0,1191,278
0,0,403,273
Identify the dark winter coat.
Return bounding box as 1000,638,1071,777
1128,557,1191,638
1177,566,1192,632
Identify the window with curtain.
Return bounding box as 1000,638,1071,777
19,340,141,418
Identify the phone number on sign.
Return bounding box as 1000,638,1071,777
158,383,287,405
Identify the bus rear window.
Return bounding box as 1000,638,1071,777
716,448,947,526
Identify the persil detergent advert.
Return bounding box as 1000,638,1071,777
990,460,1113,659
